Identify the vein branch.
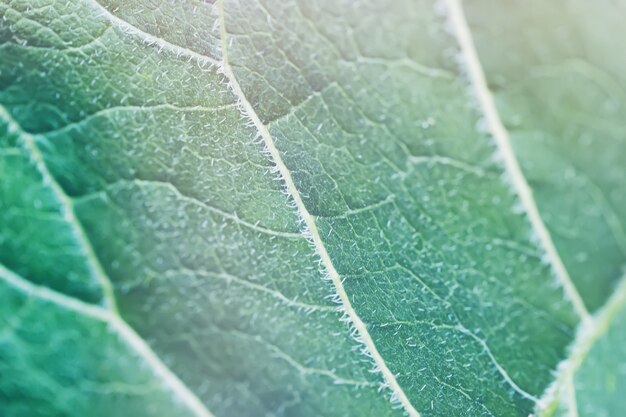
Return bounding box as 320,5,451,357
0,263,216,417
442,0,590,321
565,377,579,417
1,105,215,417
455,324,538,402
86,0,219,66
0,104,118,311
216,1,420,416
536,272,626,415
83,178,304,240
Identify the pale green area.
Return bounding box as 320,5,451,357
571,304,626,417
466,2,626,413
466,0,626,311
551,292,626,417
0,0,624,417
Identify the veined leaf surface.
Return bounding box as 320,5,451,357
0,0,624,416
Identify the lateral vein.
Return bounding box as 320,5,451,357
0,263,110,321
86,0,219,66
0,104,118,311
84,178,304,240
455,324,538,402
0,263,216,417
1,105,215,417
442,0,590,321
536,272,626,415
216,1,420,416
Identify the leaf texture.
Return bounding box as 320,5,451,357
0,0,624,416
466,0,626,312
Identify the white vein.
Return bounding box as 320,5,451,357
258,336,373,387
442,0,591,321
536,272,626,415
90,178,304,240
0,264,109,321
2,99,215,416
42,103,237,136
0,263,215,417
86,0,219,66
0,104,118,311
408,154,486,177
212,271,335,312
216,1,419,416
455,324,538,402
565,377,579,417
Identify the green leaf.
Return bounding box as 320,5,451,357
0,0,624,416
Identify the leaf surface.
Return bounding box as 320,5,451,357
466,0,626,310
0,1,624,416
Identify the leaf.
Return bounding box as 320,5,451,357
0,1,624,417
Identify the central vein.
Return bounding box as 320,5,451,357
215,1,420,416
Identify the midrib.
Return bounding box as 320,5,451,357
442,0,590,322
215,1,420,416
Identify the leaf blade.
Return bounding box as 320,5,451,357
2,0,625,416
